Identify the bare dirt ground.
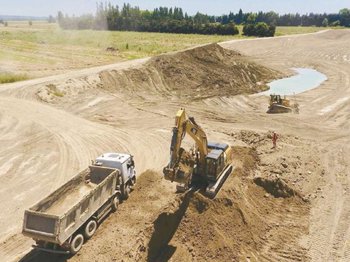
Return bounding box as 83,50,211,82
0,29,349,261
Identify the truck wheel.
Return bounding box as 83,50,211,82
130,176,136,190
84,219,97,239
124,184,130,200
70,234,84,254
111,194,120,212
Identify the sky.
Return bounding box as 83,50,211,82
0,0,348,17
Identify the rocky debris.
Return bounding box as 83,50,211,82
254,176,301,198
106,47,118,52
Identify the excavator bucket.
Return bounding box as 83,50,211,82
163,148,195,187
163,166,192,184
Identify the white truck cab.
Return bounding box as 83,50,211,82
94,153,136,199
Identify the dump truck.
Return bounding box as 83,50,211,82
22,152,136,254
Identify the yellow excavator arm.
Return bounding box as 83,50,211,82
165,108,208,184
169,109,208,167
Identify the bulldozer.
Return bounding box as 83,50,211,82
267,94,299,114
163,108,234,198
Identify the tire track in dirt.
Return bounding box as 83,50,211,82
0,94,170,261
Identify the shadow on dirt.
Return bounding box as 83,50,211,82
19,249,70,262
147,190,193,261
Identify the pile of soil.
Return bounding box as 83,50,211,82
131,142,311,262
99,44,280,100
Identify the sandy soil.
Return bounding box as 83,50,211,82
0,29,349,261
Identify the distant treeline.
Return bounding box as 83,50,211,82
57,3,239,35
57,3,350,37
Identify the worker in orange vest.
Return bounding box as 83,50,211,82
272,131,278,149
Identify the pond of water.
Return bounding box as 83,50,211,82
263,68,327,96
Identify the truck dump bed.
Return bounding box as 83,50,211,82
23,166,118,245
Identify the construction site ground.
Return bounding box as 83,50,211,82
0,29,349,261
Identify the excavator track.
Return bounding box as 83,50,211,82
205,164,234,198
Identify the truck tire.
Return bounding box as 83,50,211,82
111,194,120,212
83,219,97,239
124,184,130,200
70,233,84,254
130,176,136,190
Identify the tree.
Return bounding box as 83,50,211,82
236,8,243,24
28,20,32,26
243,24,255,36
243,22,274,37
48,15,56,23
322,18,328,27
246,13,257,24
265,11,278,25
339,8,350,27
57,11,64,27
331,20,341,27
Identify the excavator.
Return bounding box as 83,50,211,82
163,108,234,198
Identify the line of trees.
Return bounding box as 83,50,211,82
58,3,239,35
217,8,350,27
57,3,350,37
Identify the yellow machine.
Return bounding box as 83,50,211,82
163,108,234,198
267,94,299,114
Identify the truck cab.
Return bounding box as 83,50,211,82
94,153,136,199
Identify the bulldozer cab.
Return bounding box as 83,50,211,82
270,94,282,105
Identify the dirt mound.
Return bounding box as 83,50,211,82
99,43,280,101
231,146,260,173
129,145,310,262
254,176,302,198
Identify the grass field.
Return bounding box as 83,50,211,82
275,26,330,36
0,21,331,80
0,73,28,84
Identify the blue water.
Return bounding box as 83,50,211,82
264,68,327,96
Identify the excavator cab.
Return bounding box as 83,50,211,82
205,150,225,182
